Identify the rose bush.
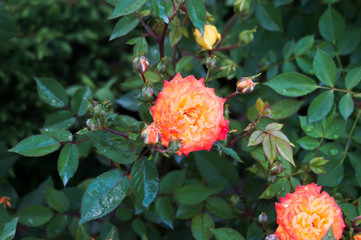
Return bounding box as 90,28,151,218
3,0,361,239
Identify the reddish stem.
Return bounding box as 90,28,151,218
225,91,238,101
213,44,241,52
218,14,237,47
137,15,159,41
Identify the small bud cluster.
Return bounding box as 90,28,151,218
205,55,217,69
270,161,284,175
265,234,280,240
258,212,268,223
133,56,149,73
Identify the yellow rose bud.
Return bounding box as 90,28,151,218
193,24,221,50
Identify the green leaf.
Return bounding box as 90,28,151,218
76,225,91,240
341,203,358,222
87,130,138,164
355,163,361,188
194,151,239,187
339,94,354,120
265,72,318,97
169,23,183,47
299,116,323,138
18,206,53,227
318,6,345,43
34,77,68,108
110,15,140,41
115,208,132,221
248,130,265,147
46,187,70,213
262,134,276,163
264,123,284,132
80,169,130,224
191,213,215,240
270,99,304,120
294,35,314,56
0,2,18,41
71,86,92,117
205,197,236,219
150,0,169,23
274,135,295,166
308,91,334,123
131,159,159,208
0,217,18,240
260,178,290,199
256,1,283,32
211,228,245,240
46,215,68,238
176,204,203,219
324,118,346,140
313,48,336,87
345,66,361,90
283,40,295,59
185,0,206,35
336,28,361,55
214,141,243,163
131,218,147,237
109,0,147,19
9,135,60,157
296,56,314,74
58,143,79,187
174,185,214,205
321,226,336,240
40,128,73,142
317,160,343,187
297,136,320,150
155,197,174,229
43,110,76,129
160,170,186,194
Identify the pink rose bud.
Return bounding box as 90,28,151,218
141,123,160,145
133,56,149,73
236,78,255,94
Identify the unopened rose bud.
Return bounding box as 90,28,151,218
236,79,256,94
234,0,251,17
239,28,256,45
133,56,149,73
142,87,154,98
194,24,221,50
258,212,268,223
267,175,277,183
141,123,160,145
206,55,217,69
157,58,167,73
270,161,284,175
265,234,280,240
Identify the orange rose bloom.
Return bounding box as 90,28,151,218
275,183,345,240
150,73,229,156
355,234,361,240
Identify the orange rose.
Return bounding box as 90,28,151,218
150,73,229,156
275,183,345,240
355,234,361,240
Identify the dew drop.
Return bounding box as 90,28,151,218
329,147,339,156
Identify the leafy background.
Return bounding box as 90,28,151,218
1,0,361,239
